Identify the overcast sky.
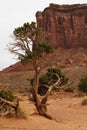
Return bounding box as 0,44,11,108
0,0,87,70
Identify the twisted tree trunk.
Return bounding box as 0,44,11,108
32,72,62,120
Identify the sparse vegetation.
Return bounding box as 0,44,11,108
29,67,68,96
0,89,15,102
0,96,27,118
39,67,68,86
78,76,87,93
38,67,68,95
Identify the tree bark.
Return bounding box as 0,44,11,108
31,72,62,120
0,97,18,109
0,97,19,116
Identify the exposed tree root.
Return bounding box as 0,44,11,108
0,97,26,118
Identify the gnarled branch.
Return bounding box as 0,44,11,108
41,74,62,104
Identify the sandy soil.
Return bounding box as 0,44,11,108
0,93,87,130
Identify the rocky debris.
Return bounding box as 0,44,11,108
65,58,73,65
1,47,87,73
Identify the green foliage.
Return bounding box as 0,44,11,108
39,74,50,86
14,22,37,40
0,89,15,101
64,87,74,92
39,67,68,86
38,67,68,95
78,76,87,93
40,42,53,53
11,21,53,65
81,97,87,105
29,78,34,86
23,42,53,62
29,67,68,95
30,67,68,86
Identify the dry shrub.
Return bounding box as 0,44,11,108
64,87,74,92
81,97,87,106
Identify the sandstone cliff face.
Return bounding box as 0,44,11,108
36,4,87,48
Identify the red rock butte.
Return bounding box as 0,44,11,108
36,3,87,48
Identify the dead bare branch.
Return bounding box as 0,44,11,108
0,97,19,117
41,74,62,104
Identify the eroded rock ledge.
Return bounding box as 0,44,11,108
36,3,87,48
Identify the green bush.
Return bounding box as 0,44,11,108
29,78,34,86
30,67,68,86
0,89,15,101
39,67,68,95
78,76,87,93
39,67,68,86
29,67,68,95
39,73,50,86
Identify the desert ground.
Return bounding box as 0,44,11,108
0,47,87,130
0,92,87,130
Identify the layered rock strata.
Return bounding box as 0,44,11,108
36,4,87,48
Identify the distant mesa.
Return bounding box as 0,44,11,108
36,3,87,48
2,3,87,72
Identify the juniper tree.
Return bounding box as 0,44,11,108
9,22,61,119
